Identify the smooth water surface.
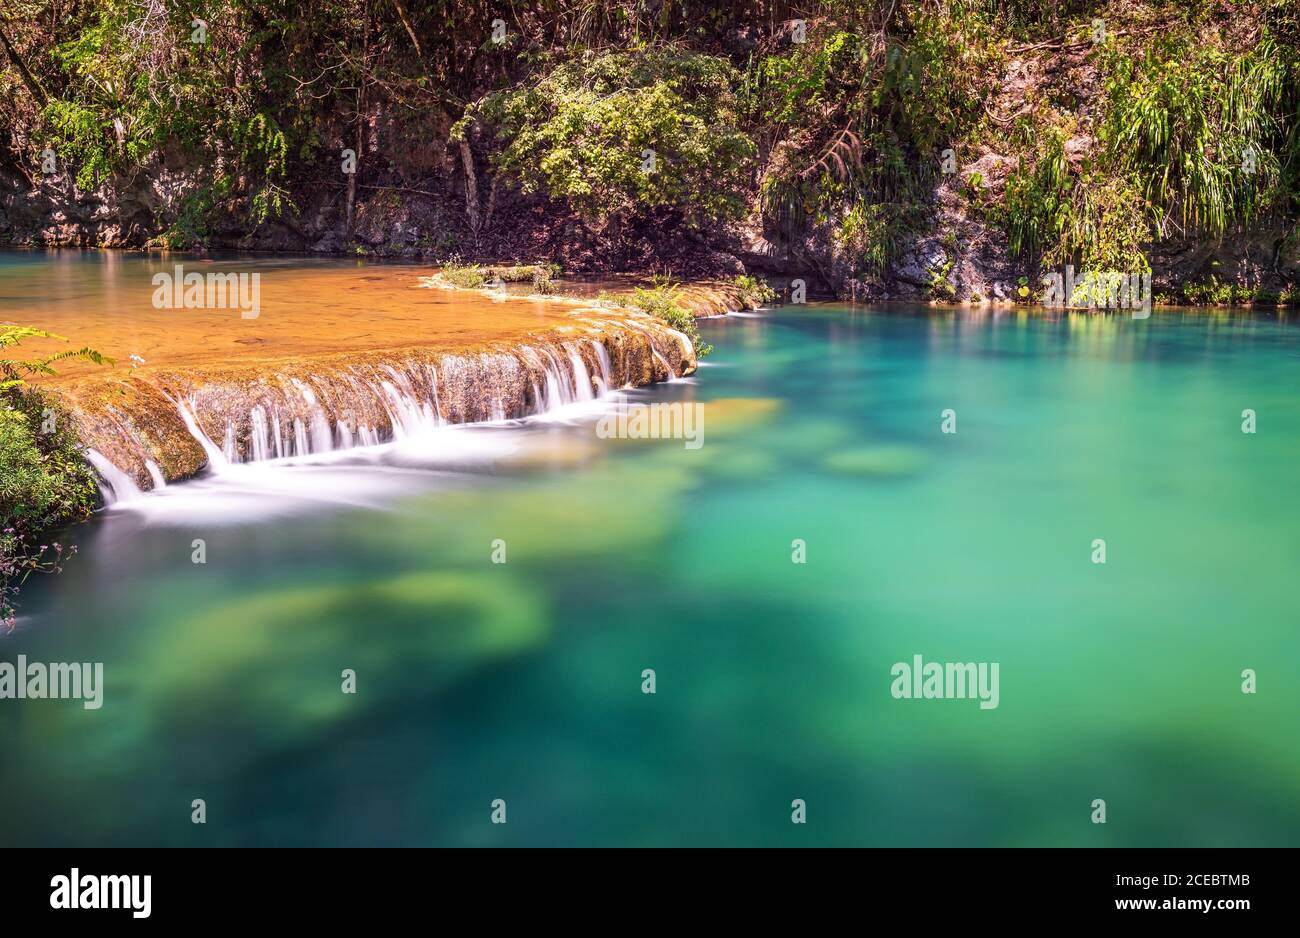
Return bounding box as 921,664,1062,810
0,249,580,385
3,254,1299,846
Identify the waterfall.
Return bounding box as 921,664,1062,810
86,449,144,504
427,364,444,423
651,348,675,379
144,460,168,490
542,358,566,410
169,394,229,470
536,347,572,408
249,406,271,462
73,314,697,494
591,340,614,394
566,344,595,402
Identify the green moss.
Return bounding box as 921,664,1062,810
135,571,550,755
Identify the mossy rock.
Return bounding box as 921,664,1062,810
138,570,549,745
823,445,926,478
696,445,779,480
764,418,852,456
698,397,783,437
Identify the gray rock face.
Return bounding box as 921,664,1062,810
894,243,949,287
1,167,160,247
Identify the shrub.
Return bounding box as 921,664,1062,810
1101,34,1298,238
928,257,957,300
733,274,776,306
0,392,97,528
438,263,488,289
486,264,558,283
1,393,97,630
457,48,755,227
631,280,712,358
0,326,107,628
595,291,631,308
531,270,556,294
748,15,999,279
1001,128,1151,270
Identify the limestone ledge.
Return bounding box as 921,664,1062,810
53,305,698,489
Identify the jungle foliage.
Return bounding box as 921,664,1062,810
456,48,755,227
1,1,1298,276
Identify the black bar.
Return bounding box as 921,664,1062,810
0,847,1283,924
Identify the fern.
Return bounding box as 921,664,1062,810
1,327,113,390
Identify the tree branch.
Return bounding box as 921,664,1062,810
0,24,49,108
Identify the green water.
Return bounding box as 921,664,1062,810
3,269,1299,845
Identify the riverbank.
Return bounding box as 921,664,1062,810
4,3,1296,305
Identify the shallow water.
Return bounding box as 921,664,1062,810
3,258,1299,846
0,250,583,385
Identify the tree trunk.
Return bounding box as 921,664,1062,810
459,138,480,236
390,0,425,65
483,176,499,233
0,27,48,108
347,14,371,237
346,102,361,235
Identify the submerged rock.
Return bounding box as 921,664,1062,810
695,397,783,437
823,445,926,478
129,570,550,769
696,446,780,480
765,418,852,456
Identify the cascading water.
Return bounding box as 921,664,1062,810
74,312,698,495
249,406,272,462
565,344,595,402
86,449,144,504
170,394,229,470
144,461,168,490
591,340,613,395
535,347,573,409
651,348,675,380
